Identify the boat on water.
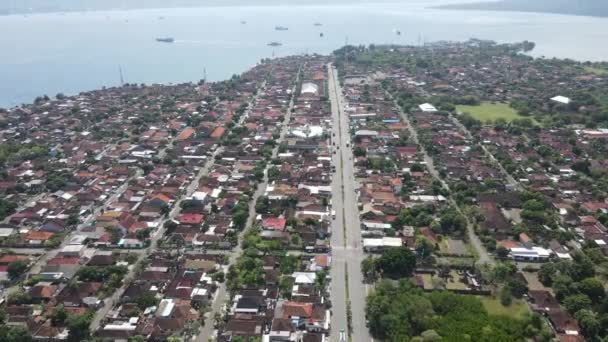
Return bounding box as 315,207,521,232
241,20,247,24
156,37,175,43
314,22,322,26
275,26,289,31
320,33,324,37
267,41,282,47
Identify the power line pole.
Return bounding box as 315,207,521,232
119,65,125,86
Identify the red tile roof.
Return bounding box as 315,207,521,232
262,217,287,231
178,214,204,225
177,127,195,140
210,126,226,139
282,301,313,318
25,231,54,241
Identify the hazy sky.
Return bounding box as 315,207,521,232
0,0,474,14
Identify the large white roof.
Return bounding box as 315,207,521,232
301,82,319,95
551,95,571,104
419,103,438,112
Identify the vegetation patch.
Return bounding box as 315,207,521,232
584,66,608,75
456,102,525,123
366,280,551,342
480,297,529,320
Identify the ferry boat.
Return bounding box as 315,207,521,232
156,37,175,43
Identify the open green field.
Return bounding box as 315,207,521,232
456,102,524,123
584,66,608,75
480,297,529,319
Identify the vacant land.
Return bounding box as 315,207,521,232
480,297,529,319
445,270,468,290
522,271,553,293
457,102,524,122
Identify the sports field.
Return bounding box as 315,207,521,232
456,102,523,122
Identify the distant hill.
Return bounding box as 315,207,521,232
438,0,608,18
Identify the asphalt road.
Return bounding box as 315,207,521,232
328,64,371,342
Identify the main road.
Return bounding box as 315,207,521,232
328,64,371,342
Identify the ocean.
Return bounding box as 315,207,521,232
1,0,608,107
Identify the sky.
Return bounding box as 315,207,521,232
0,0,472,14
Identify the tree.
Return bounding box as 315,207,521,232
376,248,416,279
410,163,425,172
438,209,466,235
276,255,297,274
420,329,442,341
361,256,378,283
563,294,592,314
507,276,528,298
136,292,157,310
538,262,556,286
578,277,605,301
500,286,513,306
365,279,538,341
50,305,68,326
415,238,434,259
7,260,28,280
128,336,146,342
0,325,33,342
267,166,280,181
315,271,328,292
491,262,516,283
66,313,92,342
495,246,510,259
575,309,600,338
0,199,18,220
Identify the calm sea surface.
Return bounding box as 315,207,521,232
2,0,608,107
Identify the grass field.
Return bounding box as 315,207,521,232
480,297,529,319
456,102,524,123
584,66,608,75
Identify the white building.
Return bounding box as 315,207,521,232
301,82,319,95
550,96,571,105
509,246,552,262
354,130,379,137
363,237,403,253
419,103,438,113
